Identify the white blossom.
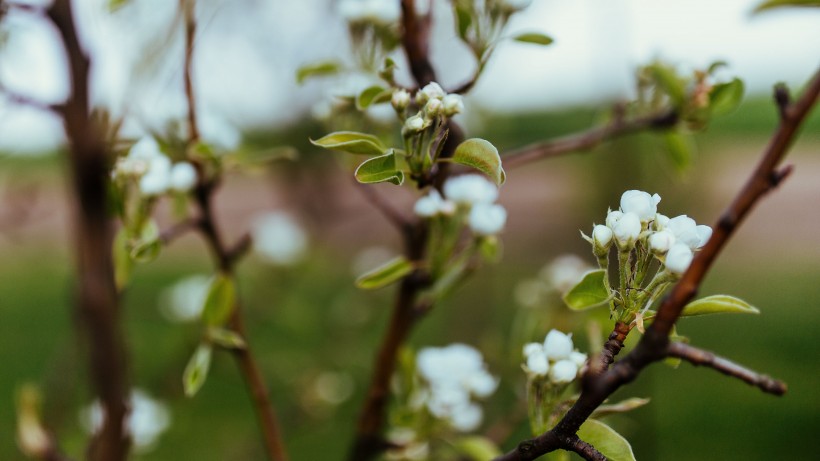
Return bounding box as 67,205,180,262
81,389,170,453
539,254,592,293
543,329,573,360
442,94,464,116
251,212,308,265
648,229,676,254
592,224,613,248
414,190,446,217
605,209,623,229
391,89,410,110
569,351,588,368
138,155,172,196
549,360,579,384
424,98,443,118
665,242,694,275
654,213,670,230
613,212,641,247
620,190,661,222
199,112,241,153
159,274,211,322
340,0,400,23
468,203,507,235
129,136,162,160
667,215,712,249
404,113,426,132
443,174,498,205
416,82,445,105
523,343,549,376
695,225,712,247
169,162,197,192
450,402,483,432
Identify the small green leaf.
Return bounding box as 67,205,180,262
355,256,414,290
680,294,760,317
662,131,694,172
754,0,820,13
577,419,636,461
354,151,404,185
710,78,744,115
513,32,554,46
707,60,728,75
129,220,161,263
356,85,391,110
378,57,397,82
649,63,685,106
183,344,212,397
592,398,651,417
451,138,506,185
453,435,502,461
310,131,386,156
562,269,610,310
201,274,237,326
296,60,342,84
113,227,133,290
207,327,247,350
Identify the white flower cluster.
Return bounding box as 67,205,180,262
159,274,211,323
414,175,507,236
112,136,198,197
593,190,712,275
416,344,498,432
339,0,401,24
522,330,587,384
397,82,464,132
80,389,171,453
250,211,308,266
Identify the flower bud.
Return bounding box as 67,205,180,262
403,113,426,133
391,89,410,111
665,242,693,275
414,190,444,217
424,98,443,118
654,213,670,231
620,190,661,222
442,94,464,116
468,203,507,236
416,82,445,105
549,360,579,384
443,174,498,205
592,224,613,252
169,162,198,192
613,212,641,248
525,348,549,376
569,351,588,368
605,210,623,229
695,225,712,248
648,230,676,254
667,215,701,249
543,329,573,360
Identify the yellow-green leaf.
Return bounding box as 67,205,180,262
710,78,744,115
451,138,506,185
113,227,133,290
201,274,237,326
680,294,760,317
663,131,694,172
562,269,610,310
183,344,212,397
310,131,386,156
513,32,554,46
354,151,404,185
129,220,161,263
453,435,502,461
207,327,246,350
355,256,413,290
577,419,636,461
649,63,685,106
754,0,820,13
296,60,342,84
592,398,651,418
356,85,391,110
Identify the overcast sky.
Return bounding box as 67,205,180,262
0,0,818,153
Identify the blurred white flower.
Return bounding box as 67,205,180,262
523,343,549,376
620,190,661,222
159,274,211,323
414,190,444,217
424,98,443,118
199,112,241,153
539,254,591,293
416,82,445,105
549,360,579,384
543,329,574,360
80,389,170,453
138,155,172,196
169,162,197,192
468,203,507,235
449,402,483,432
443,174,498,205
522,331,586,383
665,242,694,275
648,229,676,254
404,113,426,132
314,371,355,405
613,212,641,247
340,0,400,24
569,351,588,368
251,212,308,265
391,88,410,111
442,94,464,116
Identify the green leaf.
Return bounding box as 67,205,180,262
201,274,237,326
296,60,342,84
649,63,685,106
108,0,132,11
710,78,744,115
378,57,397,82
562,269,611,310
663,131,694,172
478,236,502,263
577,419,636,461
754,0,820,13
451,138,506,185
680,294,760,317
707,60,728,75
113,227,133,291
355,256,414,290
129,220,161,263
310,131,386,156
354,151,404,185
356,85,391,110
183,344,212,397
455,5,473,41
592,398,651,417
513,32,554,46
453,436,502,461
207,327,247,350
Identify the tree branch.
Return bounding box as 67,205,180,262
400,0,436,86
666,342,787,395
567,436,607,461
501,109,679,169
494,66,820,461
48,0,130,459
354,180,412,232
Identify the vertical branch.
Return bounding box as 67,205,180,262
180,2,288,459
400,0,436,86
48,0,130,460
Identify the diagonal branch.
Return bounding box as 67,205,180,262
502,109,678,169
666,342,787,395
400,0,436,86
567,436,607,461
354,180,413,232
494,66,820,461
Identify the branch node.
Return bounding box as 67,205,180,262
774,83,791,120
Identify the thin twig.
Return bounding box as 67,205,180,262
494,67,820,461
502,109,679,169
666,342,787,395
181,0,199,143
48,1,130,460
159,217,201,245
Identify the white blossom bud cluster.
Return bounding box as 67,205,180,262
400,82,464,133
80,389,170,453
111,136,198,197
414,174,506,236
587,190,711,275
416,344,498,431
522,330,587,384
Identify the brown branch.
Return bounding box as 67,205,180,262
502,109,679,169
48,1,130,460
159,217,200,245
400,0,436,86
567,436,607,461
666,342,787,395
181,0,199,143
494,67,820,461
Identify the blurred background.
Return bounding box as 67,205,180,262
1,0,819,459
